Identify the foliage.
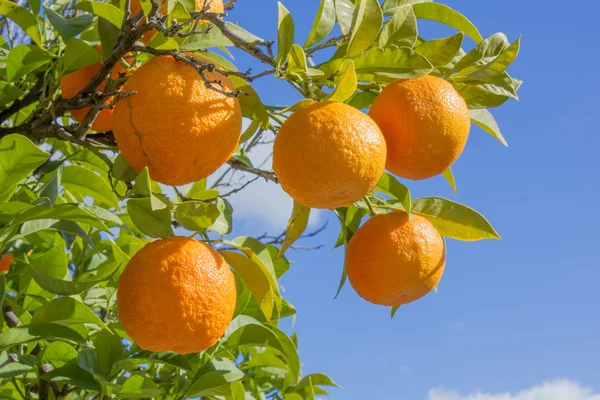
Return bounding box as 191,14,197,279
0,0,520,398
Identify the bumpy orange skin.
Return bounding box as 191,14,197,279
0,254,14,273
60,46,128,133
273,102,387,210
369,75,470,180
117,237,236,354
112,56,242,186
346,213,446,306
131,0,224,44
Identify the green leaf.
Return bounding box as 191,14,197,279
221,251,275,321
452,33,510,75
0,275,5,309
225,237,279,296
41,364,100,391
382,0,430,15
225,22,264,43
0,323,86,349
278,201,311,257
31,297,108,330
77,348,106,381
333,206,365,248
334,0,356,35
127,198,173,238
115,375,161,399
225,317,298,381
455,72,519,109
44,6,93,41
0,82,24,107
172,201,220,231
59,38,101,76
304,0,336,48
37,168,61,204
39,342,78,367
72,1,124,28
187,359,244,397
354,46,432,81
469,109,507,146
412,2,483,43
239,120,261,144
277,2,295,69
28,258,121,296
346,0,383,58
415,32,464,67
112,154,138,182
466,36,521,80
325,61,356,103
98,16,120,61
62,165,120,209
231,380,245,400
295,373,340,390
0,353,35,378
6,44,53,83
412,197,500,241
0,0,42,46
347,91,377,110
378,5,417,49
230,76,269,128
207,197,233,235
20,219,94,247
121,351,191,372
133,167,169,210
442,168,456,194
289,44,308,73
180,25,234,49
375,173,411,214
390,305,400,318
0,134,49,202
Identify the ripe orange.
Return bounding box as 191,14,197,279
0,254,14,273
273,102,387,209
130,0,224,44
346,212,446,306
369,75,471,180
117,236,236,354
60,45,129,133
112,55,242,186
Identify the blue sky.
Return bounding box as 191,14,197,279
214,1,600,399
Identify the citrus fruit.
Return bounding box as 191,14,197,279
112,55,242,185
369,75,470,180
346,212,446,306
131,0,224,44
0,254,14,273
272,101,387,209
60,45,129,133
117,236,236,354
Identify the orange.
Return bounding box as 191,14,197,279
60,45,129,133
272,102,387,209
117,236,236,354
369,75,470,180
112,55,242,185
0,254,14,273
346,212,446,306
130,0,224,44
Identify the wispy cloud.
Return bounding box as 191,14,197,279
429,379,600,400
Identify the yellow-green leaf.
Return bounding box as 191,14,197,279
221,251,275,321
72,1,124,28
0,0,42,46
470,109,507,146
442,168,456,194
378,5,417,49
304,0,336,48
325,61,356,103
278,201,311,258
412,2,483,43
346,0,383,58
277,2,295,68
412,197,500,241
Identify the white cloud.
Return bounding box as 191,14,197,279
428,379,600,400
208,128,321,232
